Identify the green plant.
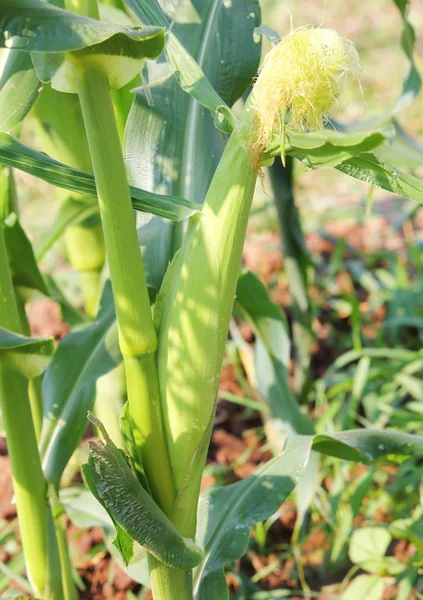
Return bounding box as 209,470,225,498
1,0,423,599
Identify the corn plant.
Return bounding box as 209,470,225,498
1,1,423,599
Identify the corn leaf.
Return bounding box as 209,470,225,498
235,270,314,438
82,457,138,566
125,0,261,293
0,134,199,221
312,429,423,463
376,120,423,170
0,328,54,379
85,415,204,569
265,126,392,169
391,0,421,112
3,212,49,298
0,0,163,54
194,436,314,599
124,0,261,133
268,157,314,400
1,0,165,93
40,284,121,488
0,51,42,132
336,153,423,204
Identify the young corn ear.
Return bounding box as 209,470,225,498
155,25,359,536
156,132,256,536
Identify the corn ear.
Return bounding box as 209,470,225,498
156,132,257,534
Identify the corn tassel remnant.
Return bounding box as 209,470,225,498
250,26,359,163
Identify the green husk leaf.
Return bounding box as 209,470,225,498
0,133,199,221
0,327,54,379
86,415,204,569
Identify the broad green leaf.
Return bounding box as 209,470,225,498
0,327,54,379
337,153,423,204
391,0,421,112
0,50,42,132
312,429,423,463
375,120,423,170
82,456,137,566
235,270,314,437
342,574,386,600
40,284,121,488
125,0,261,133
349,527,392,571
125,0,261,291
1,0,165,92
86,416,203,569
3,212,49,298
193,436,313,598
265,127,392,169
0,0,163,54
0,134,199,221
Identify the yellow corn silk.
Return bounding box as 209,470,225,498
250,26,360,162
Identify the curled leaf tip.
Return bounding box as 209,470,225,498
250,26,360,163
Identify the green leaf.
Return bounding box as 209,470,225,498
0,133,199,221
336,152,423,204
125,0,261,292
125,0,261,133
268,156,313,400
349,527,392,572
375,120,423,170
235,270,314,437
391,0,421,112
342,574,386,600
193,436,313,598
312,429,423,463
86,415,204,569
82,458,136,566
0,327,54,379
34,196,98,260
0,50,42,132
265,127,392,169
40,284,121,488
0,0,163,53
1,0,165,92
3,213,49,298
